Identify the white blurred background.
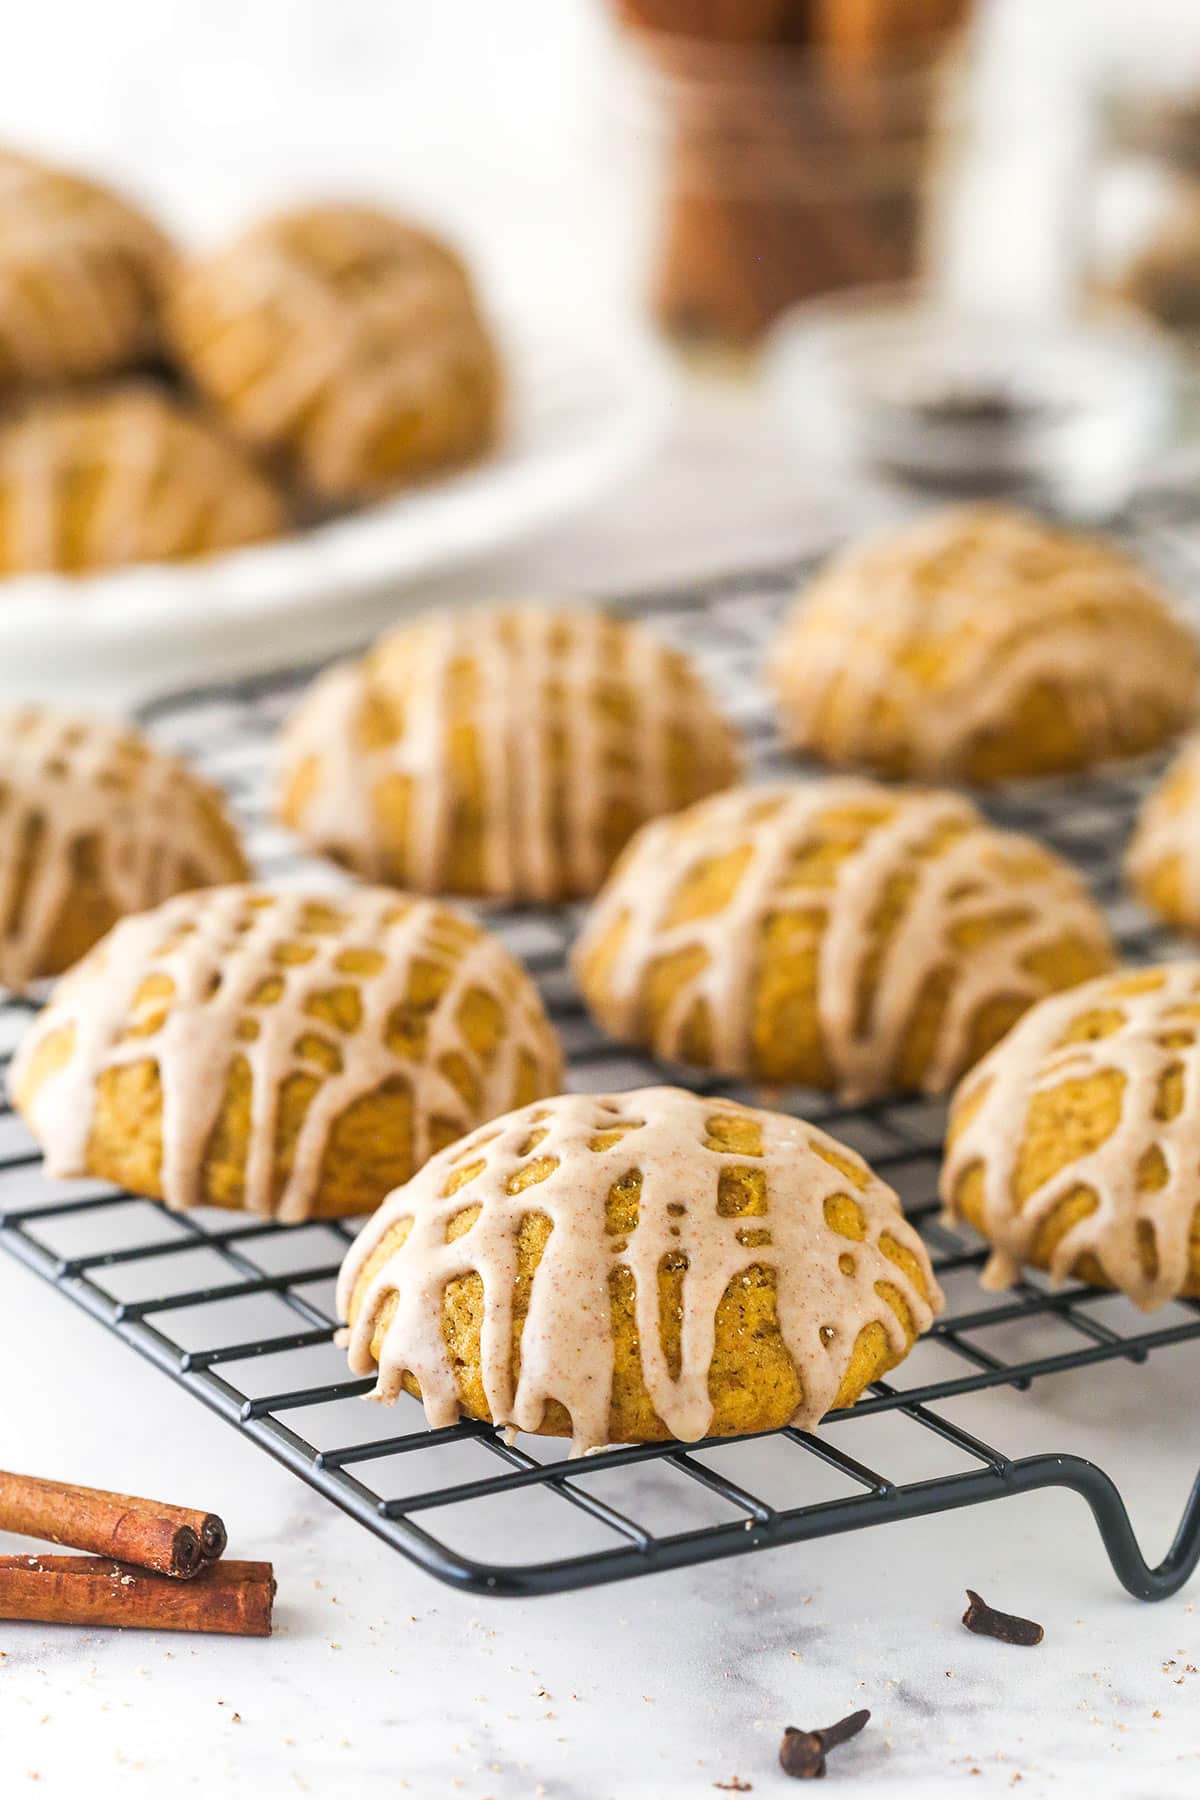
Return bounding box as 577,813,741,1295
7,0,1200,695
2,0,1199,318
0,1,652,326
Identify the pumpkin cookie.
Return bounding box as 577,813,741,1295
0,707,247,992
574,780,1114,1102
942,963,1200,1308
166,202,500,502
0,148,170,391
771,505,1198,782
0,385,286,572
10,886,563,1221
338,1085,943,1451
1126,735,1200,932
278,604,743,902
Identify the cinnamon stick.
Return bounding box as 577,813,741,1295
0,1555,275,1636
0,1469,226,1580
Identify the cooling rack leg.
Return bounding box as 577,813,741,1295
1010,1454,1200,1601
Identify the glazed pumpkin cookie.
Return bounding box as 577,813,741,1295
574,780,1114,1103
771,505,1198,782
942,963,1200,1308
0,148,171,391
0,707,247,992
278,604,743,902
166,203,500,503
338,1085,943,1451
0,385,286,573
10,886,563,1221
1126,735,1200,932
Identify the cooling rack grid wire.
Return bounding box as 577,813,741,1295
4,556,1200,1600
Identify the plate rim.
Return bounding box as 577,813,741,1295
0,316,674,657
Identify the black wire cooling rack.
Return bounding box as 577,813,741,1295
5,554,1200,1601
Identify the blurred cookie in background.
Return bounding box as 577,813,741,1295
1127,733,1200,932
277,603,743,903
771,504,1199,782
166,203,501,505
0,147,172,393
0,384,287,573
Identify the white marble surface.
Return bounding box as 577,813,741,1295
3,1226,1200,1798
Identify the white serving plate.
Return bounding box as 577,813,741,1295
1,309,673,703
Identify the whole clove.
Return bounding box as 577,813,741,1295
779,1708,870,1779
961,1589,1044,1647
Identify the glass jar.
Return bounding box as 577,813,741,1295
621,25,968,349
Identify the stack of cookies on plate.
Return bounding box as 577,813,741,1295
0,145,499,575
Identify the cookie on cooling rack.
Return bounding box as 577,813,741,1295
942,963,1200,1308
0,707,247,992
0,385,287,573
166,202,500,503
0,147,171,391
770,504,1198,782
338,1085,943,1451
9,886,563,1222
277,604,743,903
574,779,1115,1103
1126,735,1200,933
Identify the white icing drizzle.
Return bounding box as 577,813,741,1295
337,1085,942,1454
574,780,1114,1103
0,387,285,572
941,964,1200,1310
0,149,170,385
1126,734,1200,925
10,885,564,1222
278,604,743,902
167,204,498,499
0,707,246,993
771,505,1199,777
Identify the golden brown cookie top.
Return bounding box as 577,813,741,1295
0,706,247,992
575,779,1114,1102
166,202,499,500
338,1085,942,1454
772,505,1198,781
0,384,286,573
278,604,743,902
941,964,1200,1309
0,148,171,389
10,885,563,1222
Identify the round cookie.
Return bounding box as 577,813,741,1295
1126,735,1200,932
771,505,1198,782
0,707,247,992
278,604,743,903
942,963,1200,1309
10,885,563,1222
0,385,286,573
574,779,1115,1103
166,202,500,503
338,1085,943,1451
0,148,171,391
